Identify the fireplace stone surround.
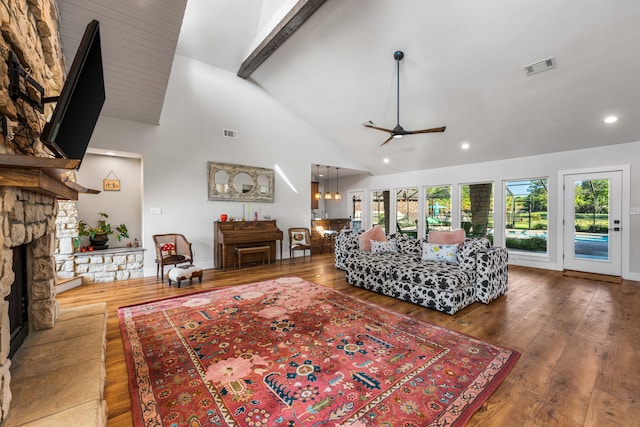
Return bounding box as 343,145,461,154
0,187,59,419
0,0,101,422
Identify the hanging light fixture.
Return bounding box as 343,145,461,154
314,164,321,200
334,167,341,200
324,165,332,200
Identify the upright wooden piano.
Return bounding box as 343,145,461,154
214,220,283,270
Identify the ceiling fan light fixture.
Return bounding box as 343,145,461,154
364,51,446,146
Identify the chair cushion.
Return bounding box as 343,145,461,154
162,254,187,263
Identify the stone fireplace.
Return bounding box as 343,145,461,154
0,0,90,422
0,187,59,419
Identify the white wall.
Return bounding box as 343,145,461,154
87,55,365,275
82,54,640,281
76,153,142,248
334,141,640,280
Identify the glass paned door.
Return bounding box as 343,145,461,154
563,171,621,276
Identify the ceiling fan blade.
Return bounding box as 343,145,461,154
405,126,447,135
365,124,395,133
380,135,394,147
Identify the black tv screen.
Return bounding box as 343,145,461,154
40,20,105,166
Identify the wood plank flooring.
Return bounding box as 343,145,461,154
55,255,640,426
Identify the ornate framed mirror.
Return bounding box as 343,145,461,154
208,162,275,202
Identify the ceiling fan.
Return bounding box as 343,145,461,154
365,51,446,146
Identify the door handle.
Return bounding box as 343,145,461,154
608,227,621,231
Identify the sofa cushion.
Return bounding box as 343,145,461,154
358,225,387,251
347,252,416,280
371,238,397,254
391,261,475,292
395,234,422,255
457,238,491,271
428,228,466,245
422,242,458,263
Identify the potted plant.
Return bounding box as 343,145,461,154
78,212,129,249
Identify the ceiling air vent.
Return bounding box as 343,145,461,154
223,128,238,139
524,57,556,76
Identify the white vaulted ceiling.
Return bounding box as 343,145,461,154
56,0,640,175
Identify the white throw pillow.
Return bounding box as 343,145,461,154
422,242,458,263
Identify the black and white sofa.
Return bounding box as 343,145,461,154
335,229,509,315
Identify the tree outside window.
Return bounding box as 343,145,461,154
395,188,419,238
460,183,494,239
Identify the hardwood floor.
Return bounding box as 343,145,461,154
55,254,640,426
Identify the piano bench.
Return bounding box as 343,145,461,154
235,245,271,269
167,265,203,287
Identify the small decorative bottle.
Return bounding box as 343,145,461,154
254,211,258,221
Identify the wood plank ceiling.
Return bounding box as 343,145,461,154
57,0,188,125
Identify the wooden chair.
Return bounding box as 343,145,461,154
288,228,312,263
153,233,194,281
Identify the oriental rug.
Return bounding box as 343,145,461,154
119,277,519,426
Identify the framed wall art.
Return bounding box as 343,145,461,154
207,162,275,202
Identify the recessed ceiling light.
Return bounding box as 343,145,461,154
604,115,618,124
383,158,390,164
461,142,470,150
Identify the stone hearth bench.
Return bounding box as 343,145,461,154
4,303,107,426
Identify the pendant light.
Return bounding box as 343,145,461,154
334,167,341,200
324,165,332,200
314,164,321,200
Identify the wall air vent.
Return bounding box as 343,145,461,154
223,128,238,139
524,57,556,76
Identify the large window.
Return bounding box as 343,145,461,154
371,190,390,234
425,185,452,237
396,188,419,238
460,183,494,239
505,178,548,253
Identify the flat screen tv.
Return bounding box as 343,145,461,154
40,20,105,167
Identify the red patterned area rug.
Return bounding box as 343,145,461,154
119,277,519,426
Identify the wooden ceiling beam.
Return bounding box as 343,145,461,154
237,0,326,79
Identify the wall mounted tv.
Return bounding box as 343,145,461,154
40,19,105,167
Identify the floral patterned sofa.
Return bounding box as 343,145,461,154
335,230,509,315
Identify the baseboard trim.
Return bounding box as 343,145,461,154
562,270,623,284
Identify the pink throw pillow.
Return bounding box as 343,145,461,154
428,228,466,245
358,225,387,251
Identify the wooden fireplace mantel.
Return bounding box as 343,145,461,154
0,154,99,200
